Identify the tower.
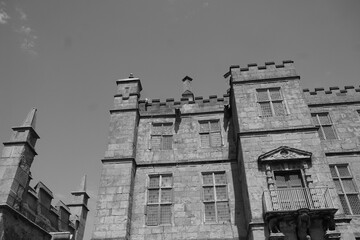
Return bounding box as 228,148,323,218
92,74,142,240
0,108,39,207
68,175,89,240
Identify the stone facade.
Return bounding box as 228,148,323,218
92,61,360,239
0,109,89,240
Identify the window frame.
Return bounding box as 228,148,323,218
311,113,337,140
150,123,173,150
199,119,222,148
330,164,360,215
201,171,230,223
146,174,173,226
256,88,286,117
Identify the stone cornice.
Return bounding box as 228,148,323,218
232,75,300,85
3,141,38,155
109,108,139,114
325,151,360,156
238,126,319,137
307,101,360,107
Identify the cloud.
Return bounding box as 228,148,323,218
17,25,38,55
0,7,10,24
16,7,27,21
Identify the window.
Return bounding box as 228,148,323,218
311,113,336,140
146,174,173,225
199,120,222,148
274,171,307,210
151,123,173,150
330,165,360,215
202,172,230,222
257,88,286,117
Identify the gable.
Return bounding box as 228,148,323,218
258,146,312,164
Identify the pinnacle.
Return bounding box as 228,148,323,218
21,108,37,129
78,175,87,192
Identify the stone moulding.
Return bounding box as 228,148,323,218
258,146,312,164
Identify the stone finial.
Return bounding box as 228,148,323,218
21,108,37,129
129,73,134,78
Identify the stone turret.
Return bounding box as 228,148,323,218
0,108,39,207
68,175,89,240
92,74,142,240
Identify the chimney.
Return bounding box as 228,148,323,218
182,76,194,101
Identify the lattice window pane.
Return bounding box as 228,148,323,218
311,115,319,125
339,195,351,214
323,126,336,140
200,133,210,148
288,174,302,188
204,187,214,201
275,175,287,188
161,189,172,203
337,166,351,177
269,88,282,100
160,205,172,224
273,101,285,116
215,173,226,185
148,189,159,203
210,132,222,147
203,174,213,185
146,205,159,225
151,136,161,150
318,113,331,125
210,120,220,131
259,102,272,117
317,129,325,140
204,203,216,221
161,175,172,187
348,195,360,215
217,202,230,221
162,135,173,150
342,179,357,193
162,123,173,134
216,186,227,200
257,89,269,101
330,166,337,178
200,121,210,132
334,180,343,193
149,176,160,188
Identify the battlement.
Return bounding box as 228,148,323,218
15,181,76,233
138,94,230,116
303,85,360,106
230,60,299,82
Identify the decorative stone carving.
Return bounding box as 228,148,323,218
258,146,312,164
297,209,311,240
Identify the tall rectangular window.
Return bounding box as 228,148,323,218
330,165,360,215
202,172,230,222
311,113,337,140
257,88,286,117
199,120,222,148
146,174,173,225
151,123,173,150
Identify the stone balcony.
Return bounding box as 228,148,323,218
263,187,337,218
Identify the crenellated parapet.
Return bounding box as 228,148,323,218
303,85,360,106
138,94,230,116
229,60,299,82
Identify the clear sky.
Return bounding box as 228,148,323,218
0,0,359,238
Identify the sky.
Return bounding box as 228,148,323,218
0,0,359,239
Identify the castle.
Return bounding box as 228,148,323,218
0,109,89,240
91,60,360,239
1,60,360,240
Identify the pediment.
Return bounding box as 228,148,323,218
258,146,312,164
